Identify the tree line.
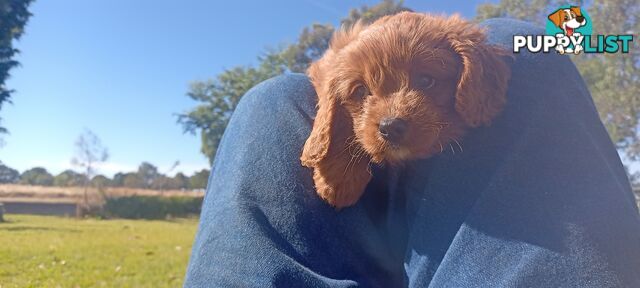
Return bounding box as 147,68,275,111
0,161,210,190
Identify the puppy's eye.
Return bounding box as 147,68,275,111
416,75,436,90
353,85,370,100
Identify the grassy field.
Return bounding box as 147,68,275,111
0,214,198,288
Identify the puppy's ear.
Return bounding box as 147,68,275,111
570,6,582,17
548,9,565,28
300,77,346,167
301,48,372,208
450,33,511,127
301,18,362,166
301,91,371,208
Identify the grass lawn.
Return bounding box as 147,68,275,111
0,214,199,288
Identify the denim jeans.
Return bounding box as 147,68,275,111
184,19,640,287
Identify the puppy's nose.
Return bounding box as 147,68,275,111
576,15,585,22
379,118,408,143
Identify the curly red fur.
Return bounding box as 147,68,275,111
301,12,511,208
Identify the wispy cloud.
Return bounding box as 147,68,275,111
301,0,343,18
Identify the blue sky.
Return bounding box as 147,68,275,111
0,0,492,177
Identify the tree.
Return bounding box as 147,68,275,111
150,171,190,190
178,0,409,164
189,169,210,190
53,170,87,187
71,129,109,205
0,161,19,183
90,174,111,188
173,172,189,190
112,172,125,187
475,0,560,22
341,0,411,28
137,162,159,189
177,54,287,163
577,0,640,160
475,1,640,163
20,167,54,186
122,172,144,188
0,0,34,135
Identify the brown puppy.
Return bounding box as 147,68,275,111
301,12,511,208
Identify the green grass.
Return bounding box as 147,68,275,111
0,214,198,288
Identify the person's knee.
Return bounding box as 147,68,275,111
235,73,317,118
223,73,318,160
480,18,545,44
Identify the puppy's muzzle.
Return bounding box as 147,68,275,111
379,117,407,144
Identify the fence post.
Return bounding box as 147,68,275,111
0,203,5,222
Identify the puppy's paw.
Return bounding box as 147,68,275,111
574,45,583,54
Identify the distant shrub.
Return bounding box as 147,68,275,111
20,167,54,186
103,196,203,219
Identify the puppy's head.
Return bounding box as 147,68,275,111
302,12,510,168
548,7,587,35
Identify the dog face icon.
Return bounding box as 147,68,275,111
548,6,587,36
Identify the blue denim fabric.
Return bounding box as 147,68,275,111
184,19,640,287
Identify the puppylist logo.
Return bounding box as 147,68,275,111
513,6,633,54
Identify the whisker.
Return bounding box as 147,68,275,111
345,144,368,176
342,140,363,176
452,138,463,153
339,135,357,156
343,152,356,176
